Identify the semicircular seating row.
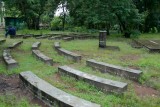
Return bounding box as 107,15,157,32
2,40,143,107
15,33,98,41
2,40,23,70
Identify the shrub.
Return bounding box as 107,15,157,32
68,26,87,32
150,27,158,33
50,17,62,30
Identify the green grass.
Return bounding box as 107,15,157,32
0,31,160,107
0,94,39,107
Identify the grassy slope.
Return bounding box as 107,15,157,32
0,32,160,107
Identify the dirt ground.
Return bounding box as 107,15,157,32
134,83,160,97
0,74,48,107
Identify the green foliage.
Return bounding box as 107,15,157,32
68,26,87,32
150,27,158,33
51,17,62,30
0,95,39,107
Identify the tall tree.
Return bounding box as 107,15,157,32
3,0,60,29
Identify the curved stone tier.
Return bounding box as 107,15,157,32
0,39,6,43
32,42,41,50
32,50,53,66
56,48,81,62
58,66,128,93
86,59,142,81
3,50,18,70
20,71,101,107
8,41,23,49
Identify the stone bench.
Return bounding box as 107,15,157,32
0,39,6,43
8,41,23,49
3,50,18,70
32,50,53,66
131,39,143,48
20,71,101,107
58,66,127,93
133,40,160,53
48,36,62,40
32,42,41,50
56,48,81,62
54,42,61,50
36,35,51,39
23,34,33,39
86,59,142,81
33,34,42,37
63,37,74,41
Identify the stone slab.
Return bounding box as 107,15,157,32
8,41,23,49
54,42,61,50
32,42,41,50
32,50,53,66
63,37,74,41
58,66,127,93
86,59,142,81
0,39,6,43
152,40,160,45
33,34,42,37
134,40,160,53
131,40,143,48
56,48,81,62
23,34,33,39
3,50,18,70
20,71,101,107
36,35,51,39
48,36,62,40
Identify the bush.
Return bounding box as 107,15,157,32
68,26,87,32
130,30,141,38
150,27,158,33
50,17,62,30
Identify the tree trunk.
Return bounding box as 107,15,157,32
106,23,110,35
115,13,131,38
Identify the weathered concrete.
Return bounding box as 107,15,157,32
32,42,41,50
56,48,81,62
58,66,127,93
23,34,33,39
11,34,24,38
86,59,142,81
54,42,61,50
32,50,53,66
33,34,42,37
8,41,23,49
3,50,18,70
48,36,62,40
131,40,143,48
99,31,107,48
133,40,160,53
36,35,51,39
63,37,74,41
0,39,6,43
20,71,101,107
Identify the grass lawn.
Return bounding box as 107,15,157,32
0,31,160,107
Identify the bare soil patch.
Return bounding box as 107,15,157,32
134,83,160,97
0,74,48,107
120,54,141,61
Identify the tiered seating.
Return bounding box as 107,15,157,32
32,50,53,66
3,50,18,70
20,71,101,107
54,42,81,62
58,66,128,93
86,59,142,81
